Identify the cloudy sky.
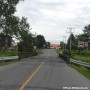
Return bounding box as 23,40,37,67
15,0,90,44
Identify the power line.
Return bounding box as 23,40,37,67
63,36,67,50
67,27,75,50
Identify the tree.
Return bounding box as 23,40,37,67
0,0,21,49
36,35,46,48
18,17,29,33
0,33,11,50
17,17,33,52
83,24,90,37
45,42,50,48
60,41,64,49
76,34,87,41
18,30,33,53
0,0,20,34
66,33,77,50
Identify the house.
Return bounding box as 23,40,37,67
0,33,12,48
50,44,60,49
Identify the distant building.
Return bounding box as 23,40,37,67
50,44,60,49
0,34,12,48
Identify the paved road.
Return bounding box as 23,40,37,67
0,49,90,90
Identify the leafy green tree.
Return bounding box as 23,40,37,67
36,35,46,48
18,30,33,53
74,34,90,50
0,33,11,48
18,17,29,33
32,37,37,46
83,24,90,49
0,0,20,34
0,0,21,49
17,17,30,40
83,24,90,37
17,17,33,53
60,41,64,49
45,42,50,48
66,33,77,50
76,34,87,41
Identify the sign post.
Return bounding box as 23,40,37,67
78,41,85,60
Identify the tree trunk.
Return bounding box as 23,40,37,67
5,35,8,50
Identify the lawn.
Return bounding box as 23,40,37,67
56,49,60,55
69,64,90,80
72,50,90,63
56,49,90,63
0,51,17,57
73,54,90,63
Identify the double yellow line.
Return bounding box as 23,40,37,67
19,62,45,90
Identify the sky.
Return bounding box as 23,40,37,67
15,0,90,44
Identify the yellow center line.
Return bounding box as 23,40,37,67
19,62,45,90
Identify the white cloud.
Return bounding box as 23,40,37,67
33,0,63,3
15,0,90,43
39,9,76,20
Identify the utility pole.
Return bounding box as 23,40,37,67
63,36,66,50
63,36,65,50
67,27,75,50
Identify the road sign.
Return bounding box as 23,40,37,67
85,42,88,47
16,47,18,54
78,41,84,48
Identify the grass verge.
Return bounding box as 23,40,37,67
0,60,17,66
0,51,16,57
72,54,90,63
56,49,60,55
56,49,90,79
68,64,90,80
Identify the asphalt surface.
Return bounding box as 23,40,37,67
0,49,90,90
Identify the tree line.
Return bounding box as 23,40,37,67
60,24,90,50
0,0,49,55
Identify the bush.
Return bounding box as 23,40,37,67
76,49,90,57
32,50,38,56
63,50,71,56
63,49,77,58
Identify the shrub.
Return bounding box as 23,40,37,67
63,49,76,57
63,50,71,56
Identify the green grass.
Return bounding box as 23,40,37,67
56,49,90,79
72,54,90,63
56,49,60,55
56,49,90,63
69,64,90,80
0,60,17,66
72,50,90,63
0,51,16,57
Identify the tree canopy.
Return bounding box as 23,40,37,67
66,33,77,50
36,35,46,48
18,30,33,53
0,0,20,36
83,24,90,37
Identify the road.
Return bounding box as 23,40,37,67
0,49,90,90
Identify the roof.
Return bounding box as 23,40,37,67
50,44,60,47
